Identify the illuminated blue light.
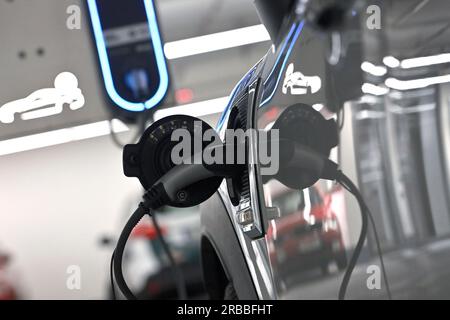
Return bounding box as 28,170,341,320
87,0,169,112
216,65,256,130
216,81,240,130
263,22,298,86
260,21,305,107
217,22,302,129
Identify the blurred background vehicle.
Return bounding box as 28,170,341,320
266,183,347,285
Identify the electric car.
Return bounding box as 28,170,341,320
200,0,450,300
200,0,362,300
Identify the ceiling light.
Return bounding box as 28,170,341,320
0,119,128,156
361,61,387,76
385,74,450,90
154,96,229,120
361,83,389,96
164,24,270,59
400,53,450,69
383,56,401,68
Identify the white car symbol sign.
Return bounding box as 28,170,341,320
282,63,322,95
0,72,85,124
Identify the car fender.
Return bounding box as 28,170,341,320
200,192,258,300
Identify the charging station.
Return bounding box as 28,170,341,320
87,0,170,122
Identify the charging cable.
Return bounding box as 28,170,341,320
111,184,188,300
150,213,187,299
336,170,392,300
110,141,392,300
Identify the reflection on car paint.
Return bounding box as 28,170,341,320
262,23,298,87
264,182,347,295
282,63,322,95
260,21,305,108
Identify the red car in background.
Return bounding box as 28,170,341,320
267,183,347,282
0,252,17,300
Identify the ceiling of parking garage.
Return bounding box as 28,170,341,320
0,0,268,140
364,0,450,61
387,0,450,57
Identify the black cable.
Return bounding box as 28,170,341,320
113,203,148,300
109,115,148,149
111,200,188,300
150,213,188,300
341,177,392,300
336,171,368,300
338,176,391,299
110,250,116,300
366,205,392,299
336,171,391,300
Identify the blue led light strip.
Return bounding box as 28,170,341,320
263,22,298,86
260,20,305,108
87,0,169,112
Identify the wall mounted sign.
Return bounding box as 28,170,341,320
0,72,85,124
87,0,169,120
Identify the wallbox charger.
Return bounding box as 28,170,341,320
87,0,170,122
